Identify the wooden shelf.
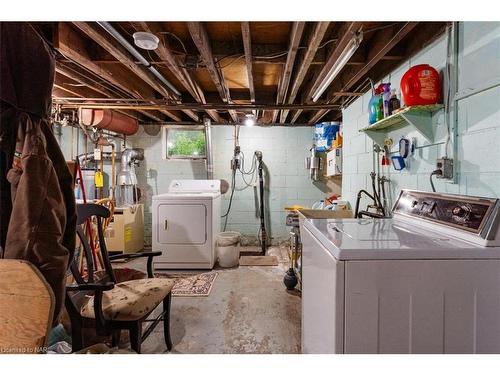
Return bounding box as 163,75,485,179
359,104,444,145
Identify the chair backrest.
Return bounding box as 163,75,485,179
0,259,55,354
71,203,116,285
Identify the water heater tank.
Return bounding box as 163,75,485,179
81,109,139,135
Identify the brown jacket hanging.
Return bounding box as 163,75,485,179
1,23,76,325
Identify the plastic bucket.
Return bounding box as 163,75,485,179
216,231,241,267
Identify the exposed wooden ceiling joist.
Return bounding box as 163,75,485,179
136,22,222,123
55,64,164,122
53,23,166,123
289,22,363,124
187,22,238,123
49,21,447,126
306,22,364,102
308,22,419,124
73,21,194,123
280,22,330,124
269,21,306,123
241,22,255,104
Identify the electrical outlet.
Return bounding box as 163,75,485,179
436,157,453,179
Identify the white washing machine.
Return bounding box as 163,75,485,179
300,189,500,354
152,180,221,269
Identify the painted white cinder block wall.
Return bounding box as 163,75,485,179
125,125,331,245
57,122,332,245
342,22,500,212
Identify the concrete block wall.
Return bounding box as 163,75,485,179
210,126,332,242
342,22,500,211
57,123,335,245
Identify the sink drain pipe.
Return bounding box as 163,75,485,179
256,151,267,254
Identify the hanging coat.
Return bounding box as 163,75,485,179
0,23,76,325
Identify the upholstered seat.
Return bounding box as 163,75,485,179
80,278,175,321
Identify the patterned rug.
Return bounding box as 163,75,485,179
155,272,218,297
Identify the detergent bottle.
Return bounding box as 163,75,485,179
400,64,441,106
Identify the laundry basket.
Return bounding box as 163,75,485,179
216,231,241,267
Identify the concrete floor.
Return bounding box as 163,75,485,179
117,246,301,354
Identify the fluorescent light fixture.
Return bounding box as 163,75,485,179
244,114,255,127
311,32,363,103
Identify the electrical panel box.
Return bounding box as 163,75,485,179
326,148,342,176
436,157,453,179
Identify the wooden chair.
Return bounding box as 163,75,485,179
0,260,55,354
65,203,174,353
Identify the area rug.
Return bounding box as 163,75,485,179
155,272,218,297
239,256,278,266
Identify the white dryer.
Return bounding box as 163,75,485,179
300,189,500,354
152,180,221,269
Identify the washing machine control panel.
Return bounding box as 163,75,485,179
394,190,498,234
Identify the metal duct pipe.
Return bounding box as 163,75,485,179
96,21,181,97
204,117,214,179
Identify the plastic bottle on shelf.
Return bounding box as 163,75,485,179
389,89,401,114
368,86,383,125
375,95,384,122
382,83,392,117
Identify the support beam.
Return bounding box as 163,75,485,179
241,22,256,104
136,22,222,123
53,83,84,98
188,22,238,123
54,101,342,111
270,22,306,123
280,22,330,123
72,22,190,122
308,22,419,124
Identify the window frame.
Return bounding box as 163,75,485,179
161,125,207,161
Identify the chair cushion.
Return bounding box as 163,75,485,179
80,278,175,321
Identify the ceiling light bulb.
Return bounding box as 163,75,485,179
133,32,160,50
244,114,255,127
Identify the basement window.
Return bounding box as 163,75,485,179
163,127,206,160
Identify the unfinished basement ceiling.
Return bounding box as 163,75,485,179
41,21,448,125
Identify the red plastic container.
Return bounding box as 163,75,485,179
400,64,441,106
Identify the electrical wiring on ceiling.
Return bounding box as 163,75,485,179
160,31,188,54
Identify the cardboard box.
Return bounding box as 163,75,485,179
105,204,144,253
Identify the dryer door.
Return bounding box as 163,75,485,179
157,203,207,244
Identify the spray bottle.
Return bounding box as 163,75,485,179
382,83,392,118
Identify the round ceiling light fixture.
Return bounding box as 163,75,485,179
244,114,255,127
132,32,160,50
